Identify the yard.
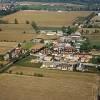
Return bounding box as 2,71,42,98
2,10,91,27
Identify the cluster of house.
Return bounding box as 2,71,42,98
0,30,95,72
0,42,27,63
31,31,92,72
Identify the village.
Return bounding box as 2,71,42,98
0,28,99,73
0,1,100,100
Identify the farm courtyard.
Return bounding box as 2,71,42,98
0,68,98,100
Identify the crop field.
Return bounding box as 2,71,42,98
79,28,100,45
0,66,97,100
0,42,18,54
0,24,37,42
92,15,100,21
2,10,91,27
86,35,100,45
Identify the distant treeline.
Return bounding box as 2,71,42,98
0,9,18,16
15,0,100,4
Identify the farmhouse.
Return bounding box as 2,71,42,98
53,42,76,53
75,53,92,63
70,32,81,41
41,61,78,71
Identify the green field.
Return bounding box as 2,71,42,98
16,3,85,11
14,56,42,68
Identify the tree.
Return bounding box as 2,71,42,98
81,29,84,34
80,38,91,52
31,21,40,33
18,43,21,48
14,18,18,24
86,30,89,34
94,29,99,33
91,56,100,64
61,26,67,34
26,20,30,24
92,45,100,50
67,26,77,35
62,26,78,36
0,28,2,31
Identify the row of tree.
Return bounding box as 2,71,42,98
15,0,100,4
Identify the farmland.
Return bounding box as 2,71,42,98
0,42,18,54
79,28,100,46
0,24,37,42
0,67,97,100
0,3,99,100
85,35,100,46
2,10,91,27
16,2,85,11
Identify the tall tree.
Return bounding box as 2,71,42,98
14,18,18,24
31,21,40,33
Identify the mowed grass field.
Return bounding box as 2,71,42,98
0,66,97,100
2,10,91,27
0,24,37,42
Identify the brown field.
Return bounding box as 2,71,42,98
0,42,18,54
0,33,36,42
1,66,97,100
0,24,35,34
0,24,37,42
2,10,91,27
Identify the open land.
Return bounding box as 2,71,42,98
2,10,91,27
0,66,96,100
0,24,37,42
0,7,99,100
0,42,18,54
79,28,100,45
0,66,97,100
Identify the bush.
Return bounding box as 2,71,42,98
0,28,2,31
34,73,44,77
14,18,18,24
15,72,24,75
26,20,30,24
20,72,24,75
16,72,19,75
8,70,12,74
